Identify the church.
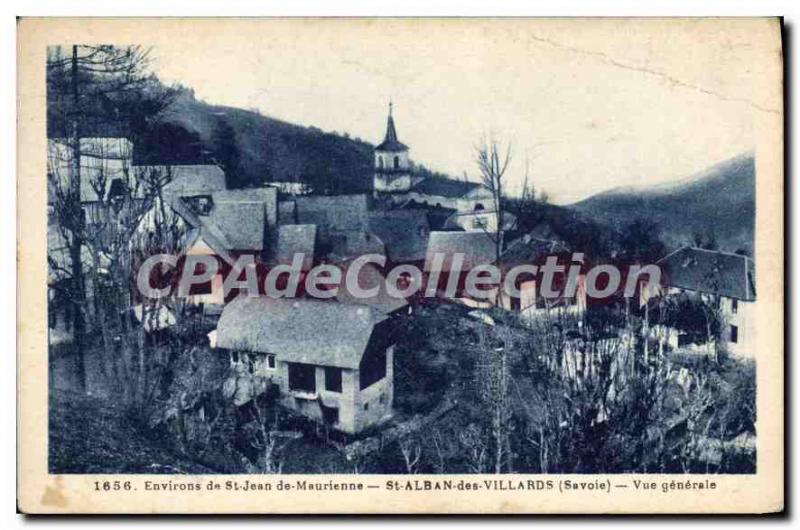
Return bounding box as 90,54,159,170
372,103,510,233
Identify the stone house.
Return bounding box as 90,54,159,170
655,246,756,358
212,298,395,434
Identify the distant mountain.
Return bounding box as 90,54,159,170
135,89,449,194
570,154,755,254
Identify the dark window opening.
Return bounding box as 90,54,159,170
363,402,369,411
325,367,342,392
359,348,387,390
321,404,338,425
474,203,485,211
189,195,213,215
267,354,276,369
393,156,400,169
510,295,521,312
730,325,739,344
288,362,316,393
732,299,738,314
378,156,384,169
247,355,254,374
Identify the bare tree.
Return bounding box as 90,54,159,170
397,437,422,474
475,137,512,263
47,45,176,393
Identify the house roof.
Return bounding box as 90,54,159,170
295,194,370,232
204,201,266,251
368,210,430,263
335,262,409,315
215,298,386,369
375,110,408,152
275,224,317,268
499,235,570,268
160,165,227,199
424,231,497,271
657,246,756,301
329,230,385,260
211,188,278,227
175,187,279,258
278,200,297,224
410,177,481,199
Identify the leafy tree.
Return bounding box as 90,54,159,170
619,218,666,264
211,117,246,188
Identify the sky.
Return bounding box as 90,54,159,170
148,18,776,204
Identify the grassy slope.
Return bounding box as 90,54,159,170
49,389,213,474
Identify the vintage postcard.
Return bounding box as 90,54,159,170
17,17,783,514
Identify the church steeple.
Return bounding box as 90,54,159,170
376,101,408,153
374,101,411,198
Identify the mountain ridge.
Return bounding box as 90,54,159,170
570,154,755,254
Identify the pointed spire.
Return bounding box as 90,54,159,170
384,101,398,143
376,100,408,152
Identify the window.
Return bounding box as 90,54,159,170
288,363,316,393
393,156,400,169
363,402,369,411
266,354,276,370
325,367,342,392
378,156,384,169
321,404,338,425
359,348,387,390
189,195,213,215
474,203,485,211
731,299,738,314
730,325,739,344
246,354,254,374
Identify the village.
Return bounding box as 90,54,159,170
46,46,757,474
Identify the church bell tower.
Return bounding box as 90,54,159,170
374,102,411,198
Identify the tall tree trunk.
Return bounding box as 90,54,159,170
68,45,88,393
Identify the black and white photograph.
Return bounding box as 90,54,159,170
15,15,784,515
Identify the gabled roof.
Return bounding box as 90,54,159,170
205,201,266,251
368,210,430,263
424,231,497,271
275,224,317,269
160,165,227,199
335,262,409,316
499,235,570,268
295,194,370,232
211,188,278,228
375,109,408,152
215,298,386,369
410,177,481,199
657,246,756,301
329,230,385,260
